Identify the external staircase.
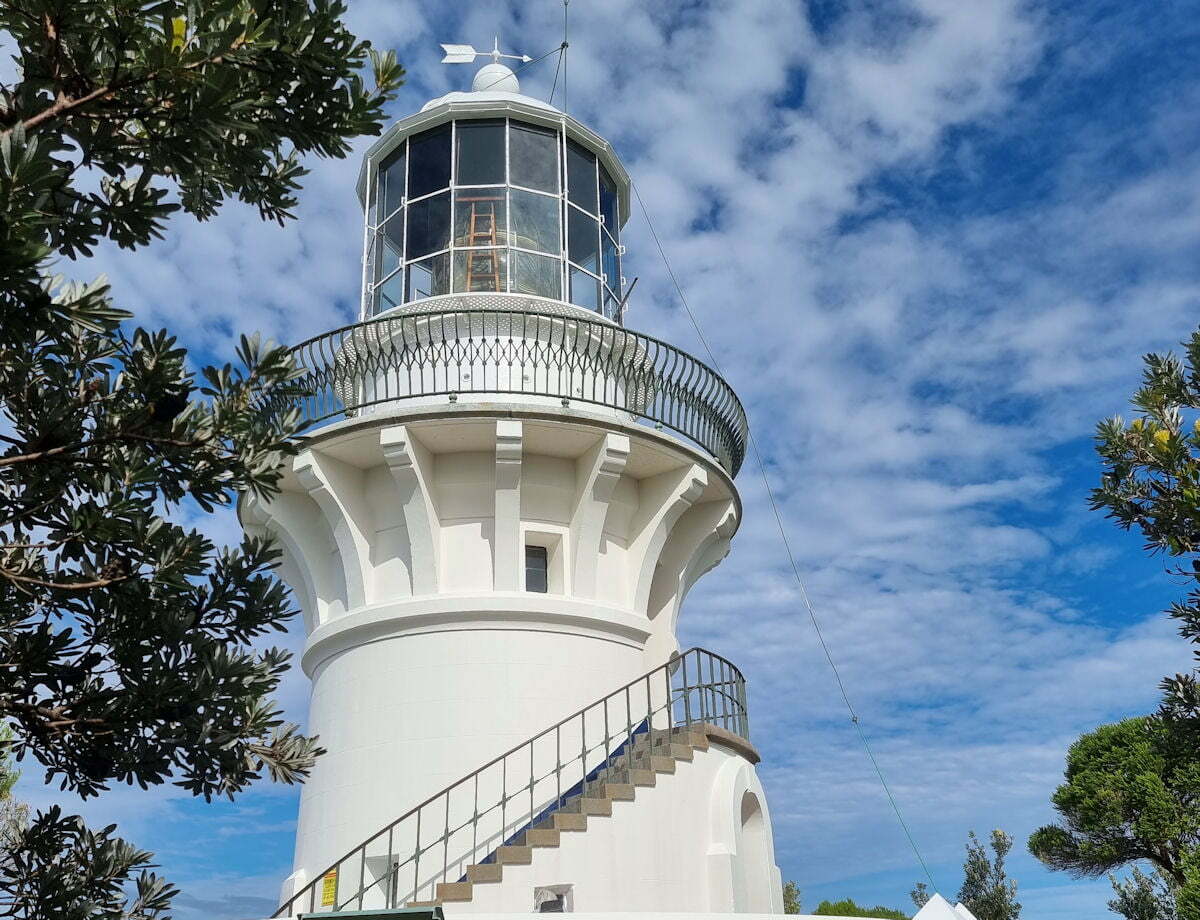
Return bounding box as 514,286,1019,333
275,648,753,916
414,723,748,907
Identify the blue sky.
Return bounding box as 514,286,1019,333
12,1,1200,918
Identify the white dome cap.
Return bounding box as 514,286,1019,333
472,62,519,93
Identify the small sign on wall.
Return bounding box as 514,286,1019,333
320,869,338,907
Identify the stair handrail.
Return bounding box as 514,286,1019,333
275,646,750,916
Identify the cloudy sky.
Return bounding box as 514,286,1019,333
14,0,1200,917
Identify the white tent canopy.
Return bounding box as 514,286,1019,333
913,893,979,920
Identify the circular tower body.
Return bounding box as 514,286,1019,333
240,68,783,916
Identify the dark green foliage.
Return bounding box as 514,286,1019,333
0,0,405,304
1,327,317,800
0,1,403,916
959,830,1020,920
1028,717,1199,910
1108,867,1178,920
0,806,178,919
1091,328,1200,736
812,897,908,918
784,880,802,914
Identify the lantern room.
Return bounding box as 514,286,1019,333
355,75,632,323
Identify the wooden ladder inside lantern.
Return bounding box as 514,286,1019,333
460,193,504,292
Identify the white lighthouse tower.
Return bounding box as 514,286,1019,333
240,51,783,917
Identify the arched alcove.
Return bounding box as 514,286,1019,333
738,790,774,913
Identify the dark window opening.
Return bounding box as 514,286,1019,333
525,545,548,593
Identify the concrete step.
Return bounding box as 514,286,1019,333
467,863,503,884
663,742,693,761
496,845,533,865
678,728,709,750
603,767,657,787
436,881,473,902
589,782,636,801
536,811,588,832
562,796,613,817
516,827,561,847
406,900,442,908
632,754,676,774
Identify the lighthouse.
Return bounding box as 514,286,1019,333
240,49,783,916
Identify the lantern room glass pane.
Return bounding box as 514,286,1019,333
599,166,618,233
456,120,505,185
408,126,451,199
510,190,559,254
454,190,507,248
602,289,621,322
406,253,449,301
511,251,561,299
377,270,404,312
406,192,450,259
510,123,559,193
566,140,598,214
601,232,619,291
380,147,406,219
568,208,599,273
453,248,507,293
377,215,403,278
569,268,600,312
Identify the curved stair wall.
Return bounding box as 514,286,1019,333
274,648,780,916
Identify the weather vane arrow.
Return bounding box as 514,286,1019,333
440,37,532,65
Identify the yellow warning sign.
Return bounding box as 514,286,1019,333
320,869,338,907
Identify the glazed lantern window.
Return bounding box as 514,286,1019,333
366,118,623,320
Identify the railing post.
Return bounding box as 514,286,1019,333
442,789,450,893
667,662,676,734
357,844,366,909
681,652,691,727
387,827,395,908
580,709,587,800
413,807,421,905
625,685,634,775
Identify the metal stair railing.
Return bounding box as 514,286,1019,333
275,646,750,916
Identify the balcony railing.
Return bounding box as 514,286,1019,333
275,647,749,916
284,307,747,476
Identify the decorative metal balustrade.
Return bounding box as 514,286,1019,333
284,307,748,476
275,647,750,916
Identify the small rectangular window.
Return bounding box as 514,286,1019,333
525,545,548,593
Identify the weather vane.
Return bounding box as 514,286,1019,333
440,36,532,66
